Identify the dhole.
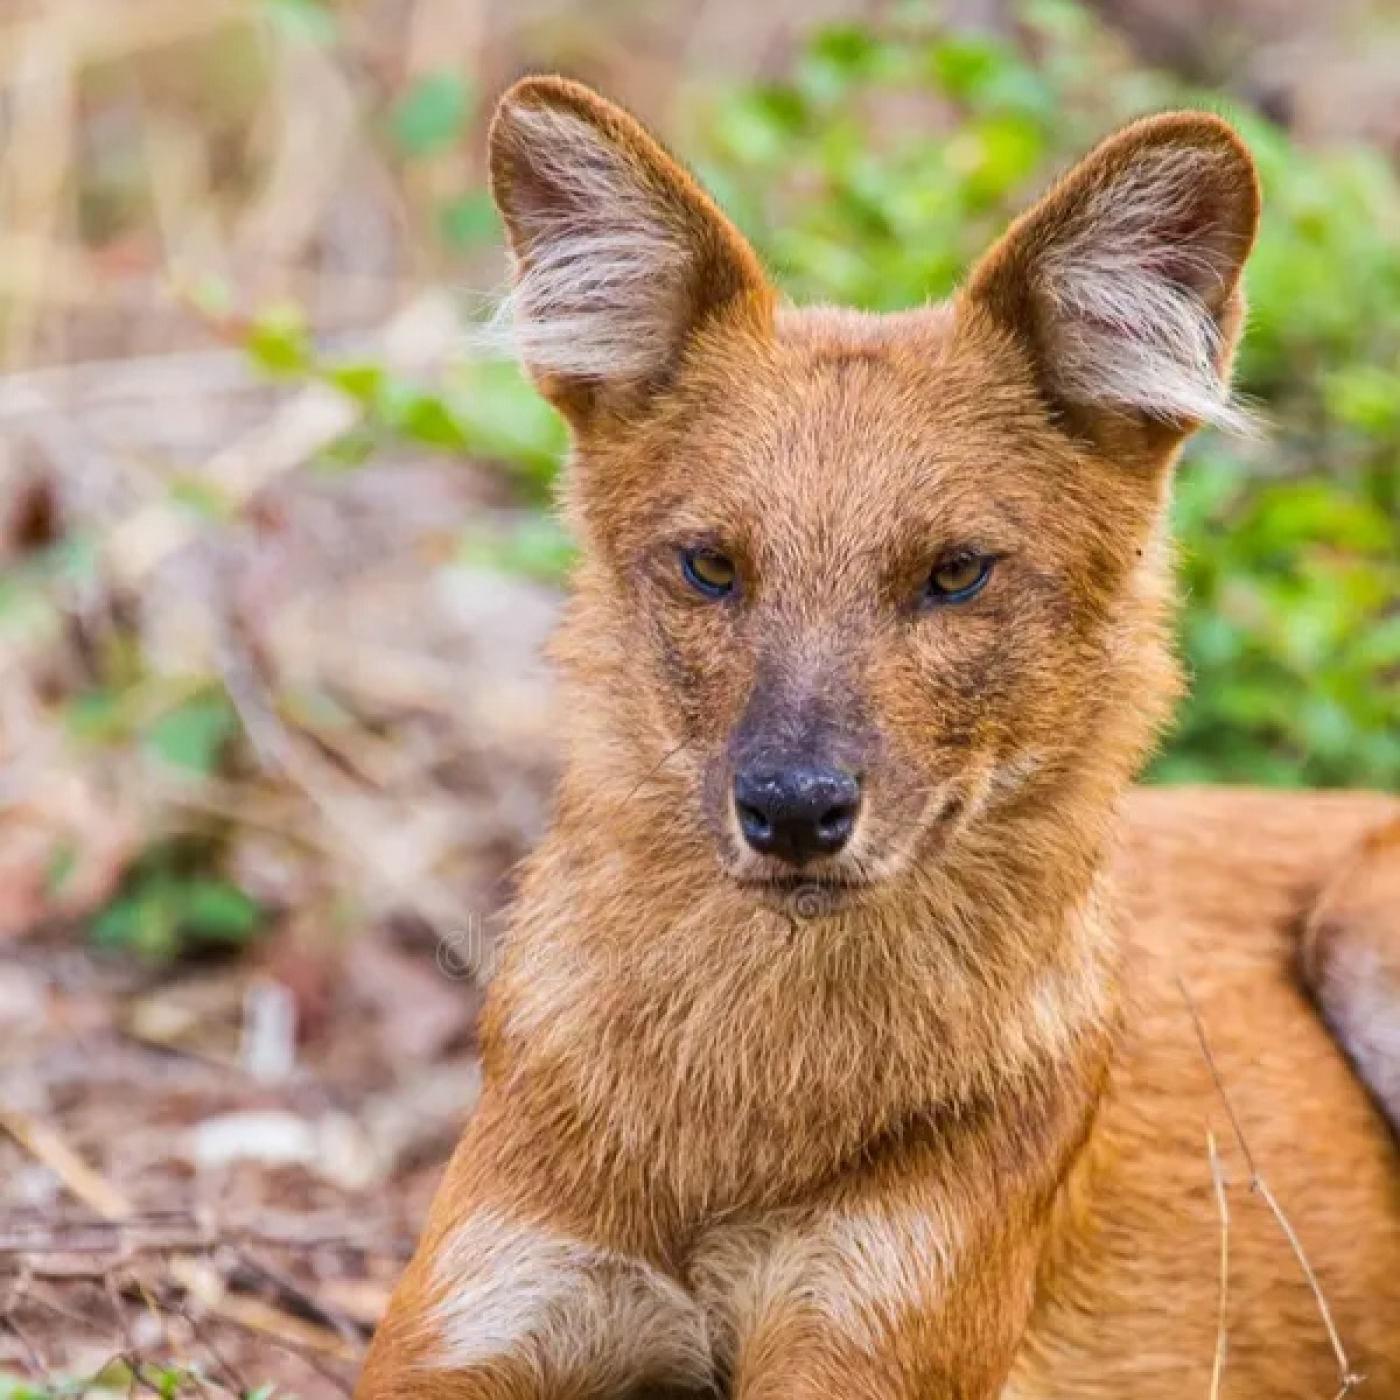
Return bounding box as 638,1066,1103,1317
357,78,1400,1398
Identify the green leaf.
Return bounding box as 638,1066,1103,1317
156,1365,194,1400
179,879,262,942
799,25,880,102
143,693,238,775
439,191,500,249
389,73,473,158
929,36,1011,100
63,688,127,744
446,361,567,483
263,0,337,45
246,302,311,376
0,1380,68,1400
88,862,262,960
325,361,386,404
90,891,169,957
458,515,576,582
961,113,1044,202
713,88,808,165
376,382,472,451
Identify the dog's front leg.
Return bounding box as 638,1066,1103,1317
356,1101,711,1400
719,1151,1050,1400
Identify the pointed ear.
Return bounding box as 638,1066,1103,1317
487,77,774,426
960,111,1261,446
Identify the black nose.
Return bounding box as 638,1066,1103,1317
733,764,861,865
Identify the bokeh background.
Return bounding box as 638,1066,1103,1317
1,0,1397,1393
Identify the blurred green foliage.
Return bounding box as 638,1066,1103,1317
90,857,262,961
0,1363,276,1400
387,72,474,159
685,0,1398,787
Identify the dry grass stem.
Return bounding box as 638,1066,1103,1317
1179,976,1364,1398
0,1109,135,1222
1205,1127,1230,1400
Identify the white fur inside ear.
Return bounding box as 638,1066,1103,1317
489,103,690,382
1040,147,1253,433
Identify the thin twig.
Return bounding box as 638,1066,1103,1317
166,1258,360,1392
0,1212,373,1257
1205,1128,1230,1400
104,1271,142,1361
0,1107,134,1221
1178,976,1363,1397
169,1297,251,1397
233,1246,369,1345
1176,981,1258,1179
1,1311,46,1378
1254,1174,1363,1396
211,584,481,941
194,1291,359,1363
13,1276,112,1340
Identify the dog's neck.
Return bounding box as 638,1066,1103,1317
485,709,1126,1221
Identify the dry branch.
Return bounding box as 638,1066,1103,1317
0,1212,378,1260
0,1108,135,1222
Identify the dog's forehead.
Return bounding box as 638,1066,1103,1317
668,304,1023,551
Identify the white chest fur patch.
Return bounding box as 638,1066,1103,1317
425,1209,710,1388
693,1197,960,1367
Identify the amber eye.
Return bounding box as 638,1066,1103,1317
681,547,737,599
924,553,993,604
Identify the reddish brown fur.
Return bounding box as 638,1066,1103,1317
357,79,1400,1400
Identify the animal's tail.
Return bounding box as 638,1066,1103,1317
1300,815,1400,1136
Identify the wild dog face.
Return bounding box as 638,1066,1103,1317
488,80,1259,914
